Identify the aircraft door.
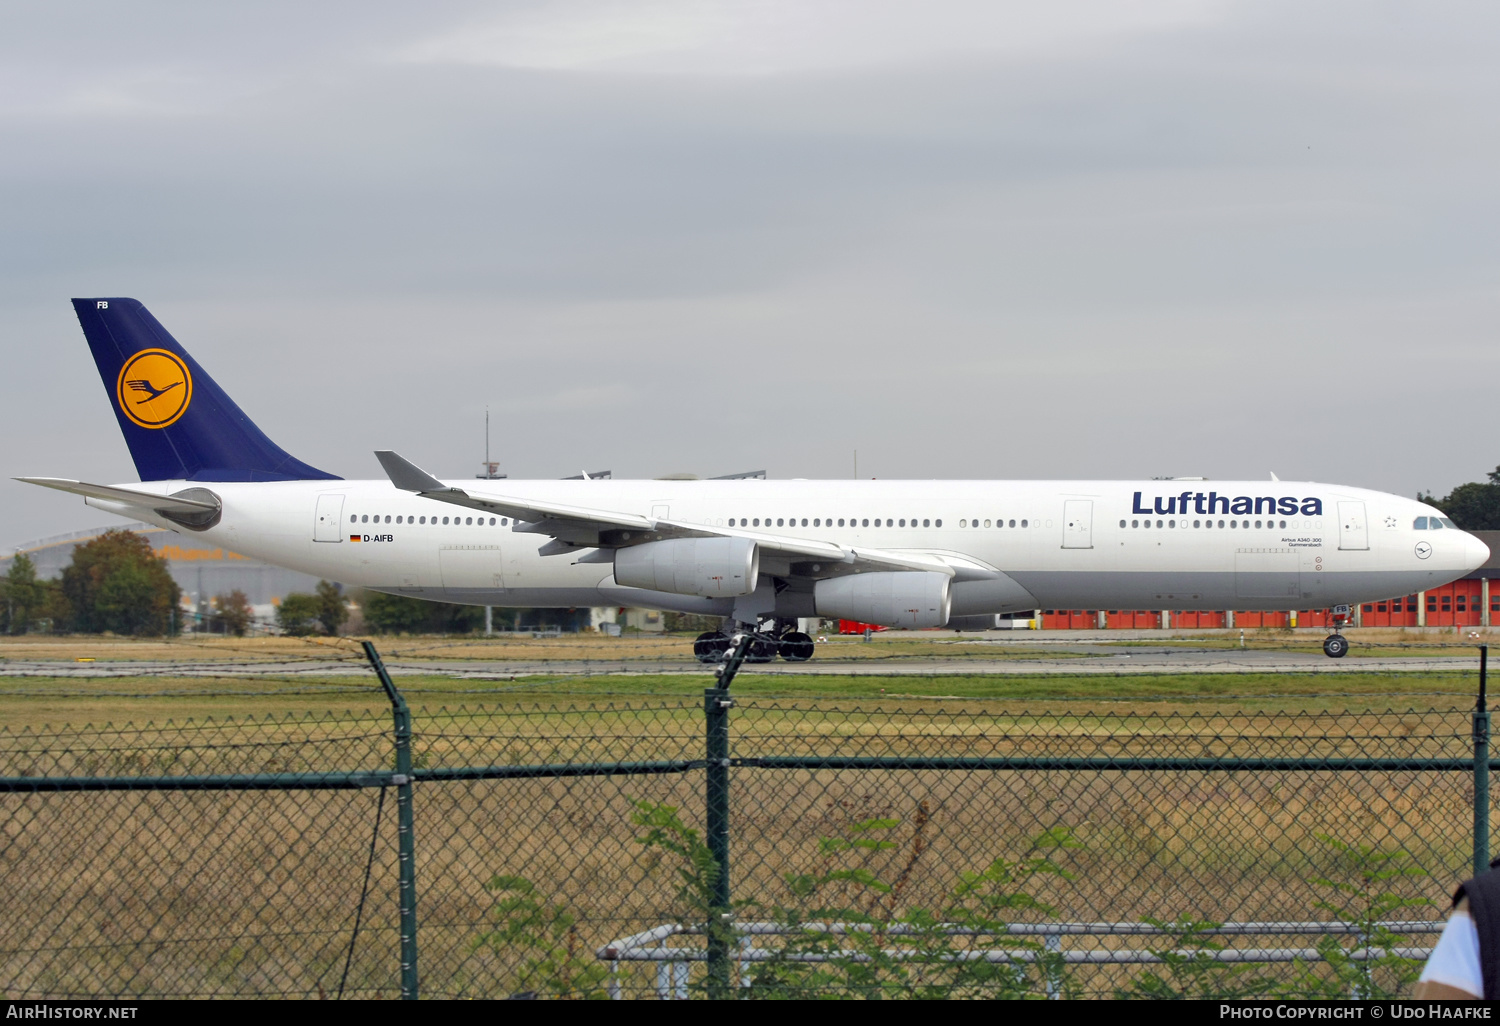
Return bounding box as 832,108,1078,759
314,494,345,543
1337,501,1369,551
440,546,505,590
1062,500,1093,549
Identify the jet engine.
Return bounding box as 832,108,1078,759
814,571,951,629
613,537,760,597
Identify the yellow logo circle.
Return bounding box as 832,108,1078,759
116,349,192,429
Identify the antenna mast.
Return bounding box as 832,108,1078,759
477,405,504,479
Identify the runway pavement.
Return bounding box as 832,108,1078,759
0,643,1485,678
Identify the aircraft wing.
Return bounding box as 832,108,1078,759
374,450,956,579
14,477,220,514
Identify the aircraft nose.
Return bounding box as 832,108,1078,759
1465,532,1491,572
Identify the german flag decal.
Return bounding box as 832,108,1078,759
350,535,362,542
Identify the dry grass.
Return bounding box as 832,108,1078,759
0,695,1475,998
0,634,1482,997
5,626,1490,668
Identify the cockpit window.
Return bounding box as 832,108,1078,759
1440,517,1458,529
1414,517,1428,530
1430,518,1444,530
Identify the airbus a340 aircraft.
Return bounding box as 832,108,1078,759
17,299,1490,661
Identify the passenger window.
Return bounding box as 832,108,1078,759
1157,520,1164,528
862,519,869,527
1168,520,1175,529
801,518,808,527
361,515,368,523
442,517,449,525
1020,520,1026,528
837,519,844,527
960,519,968,528
384,516,391,524
1414,517,1428,529
1120,520,1127,528
753,518,760,526
935,519,943,527
1254,520,1261,529
1143,520,1150,529
1229,521,1236,529
1008,520,1016,528
923,519,930,527
350,514,357,523
1279,520,1286,528
420,516,427,524
1193,520,1200,528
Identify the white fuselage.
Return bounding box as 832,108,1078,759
87,478,1488,618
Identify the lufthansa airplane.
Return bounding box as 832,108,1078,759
17,299,1490,661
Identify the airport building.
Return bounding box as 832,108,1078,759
2,524,644,633
2,522,324,627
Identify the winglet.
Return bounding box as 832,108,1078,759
375,451,451,493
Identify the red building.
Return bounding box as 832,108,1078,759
1030,531,1500,631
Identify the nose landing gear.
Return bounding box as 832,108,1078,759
1322,605,1352,659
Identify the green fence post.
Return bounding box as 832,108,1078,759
704,631,753,999
1476,645,1490,878
364,641,419,1000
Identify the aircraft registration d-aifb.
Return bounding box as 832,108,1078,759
17,298,1490,661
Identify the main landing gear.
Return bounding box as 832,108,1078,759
1322,604,1352,659
695,619,814,664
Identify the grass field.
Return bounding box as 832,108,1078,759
0,626,1492,665
0,632,1485,997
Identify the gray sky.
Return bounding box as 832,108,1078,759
4,1,1498,547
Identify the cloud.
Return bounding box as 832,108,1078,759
2,1,1499,547
400,0,1229,75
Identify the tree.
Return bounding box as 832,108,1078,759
363,592,433,634
60,530,180,635
361,591,485,635
315,580,349,635
1420,466,1500,531
213,590,253,637
276,593,323,636
4,553,40,634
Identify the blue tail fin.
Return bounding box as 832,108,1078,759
73,298,340,482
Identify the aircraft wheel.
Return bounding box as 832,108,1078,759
694,631,730,663
746,637,779,663
1322,634,1349,659
778,632,815,662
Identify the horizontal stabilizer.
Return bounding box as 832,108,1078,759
15,477,219,513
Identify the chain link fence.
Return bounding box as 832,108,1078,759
0,643,1491,999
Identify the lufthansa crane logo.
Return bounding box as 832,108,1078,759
116,349,192,429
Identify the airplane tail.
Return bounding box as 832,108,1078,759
72,298,339,482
